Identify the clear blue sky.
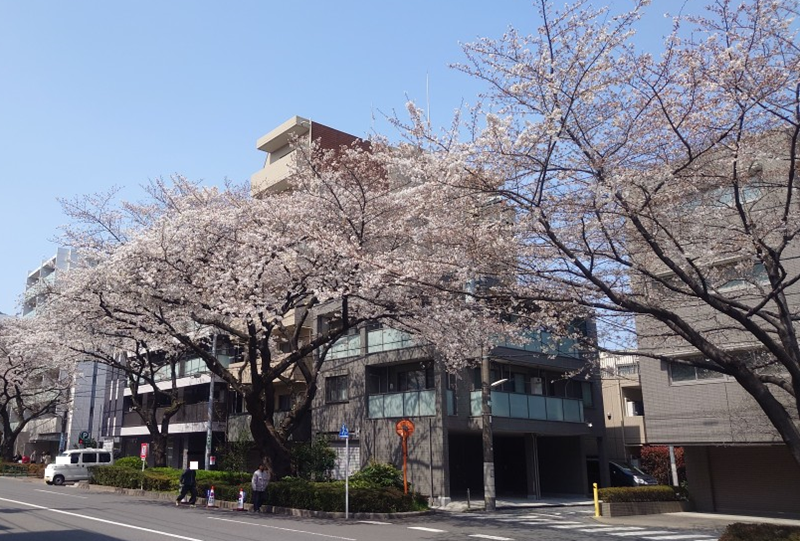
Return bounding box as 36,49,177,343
0,0,672,316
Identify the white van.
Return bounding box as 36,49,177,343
44,449,114,485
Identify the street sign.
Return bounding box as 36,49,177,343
338,423,349,439
395,419,415,437
140,443,148,460
79,430,89,440
209,455,216,466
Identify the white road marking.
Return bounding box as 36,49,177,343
469,535,514,540
0,496,203,541
519,520,580,525
358,520,391,525
34,490,88,499
409,526,448,532
209,516,356,540
611,531,674,537
551,523,600,529
578,527,646,532
642,534,714,541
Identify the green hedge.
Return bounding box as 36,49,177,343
598,485,683,502
720,523,800,541
91,466,427,513
266,478,427,513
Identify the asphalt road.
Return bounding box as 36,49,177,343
0,478,723,541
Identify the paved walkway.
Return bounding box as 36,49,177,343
435,495,800,530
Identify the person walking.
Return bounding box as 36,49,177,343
251,464,270,512
175,465,198,506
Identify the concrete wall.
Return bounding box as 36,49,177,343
685,445,800,514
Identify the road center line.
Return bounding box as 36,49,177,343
408,526,447,532
208,516,357,540
469,534,514,540
0,496,204,541
34,489,88,499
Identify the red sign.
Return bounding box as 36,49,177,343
395,419,415,437
140,443,148,460
209,455,216,466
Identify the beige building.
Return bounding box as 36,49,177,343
600,353,647,464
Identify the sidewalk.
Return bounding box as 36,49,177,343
435,494,800,531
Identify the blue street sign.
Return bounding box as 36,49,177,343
339,423,349,439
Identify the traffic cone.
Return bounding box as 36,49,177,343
236,488,245,511
207,486,216,507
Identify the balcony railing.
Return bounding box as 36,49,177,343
123,402,226,427
494,330,582,359
469,390,584,423
367,390,436,419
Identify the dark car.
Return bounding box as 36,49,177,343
609,461,659,487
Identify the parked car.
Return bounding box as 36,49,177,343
44,449,113,485
609,460,658,487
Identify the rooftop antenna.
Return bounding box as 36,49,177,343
426,72,431,131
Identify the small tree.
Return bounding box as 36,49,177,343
639,446,686,486
291,438,336,481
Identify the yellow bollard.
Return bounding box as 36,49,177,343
593,482,600,517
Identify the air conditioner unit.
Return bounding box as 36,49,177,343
530,377,543,395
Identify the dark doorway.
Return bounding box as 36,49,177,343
448,433,482,495
495,435,528,495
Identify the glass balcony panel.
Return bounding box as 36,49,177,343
367,328,414,353
491,391,510,417
404,392,420,416
563,399,583,422
329,334,361,360
509,393,529,418
368,395,385,418
418,390,436,416
470,391,482,416
546,397,564,421
528,395,547,419
383,393,404,417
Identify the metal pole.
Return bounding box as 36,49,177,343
481,353,496,511
345,435,350,519
669,445,679,486
205,334,217,471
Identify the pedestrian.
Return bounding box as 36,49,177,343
175,465,198,506
42,452,51,465
30,450,37,464
251,464,270,512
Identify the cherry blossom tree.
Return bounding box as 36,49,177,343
0,317,73,461
395,0,800,467
56,161,510,476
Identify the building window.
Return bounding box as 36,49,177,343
325,375,348,403
277,394,293,412
670,361,725,383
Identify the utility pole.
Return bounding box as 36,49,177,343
481,353,496,511
205,334,217,470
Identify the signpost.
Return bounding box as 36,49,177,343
395,419,415,494
339,423,350,519
139,443,148,490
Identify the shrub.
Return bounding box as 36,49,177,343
719,523,800,541
292,438,336,481
265,478,427,513
349,461,403,490
639,446,686,485
115,456,146,470
598,485,681,503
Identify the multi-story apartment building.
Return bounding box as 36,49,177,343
251,116,608,502
600,353,647,464
110,342,238,469
17,248,108,457
633,149,800,515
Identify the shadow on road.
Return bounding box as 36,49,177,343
1,532,125,541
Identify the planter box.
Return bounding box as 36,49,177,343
600,500,691,517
